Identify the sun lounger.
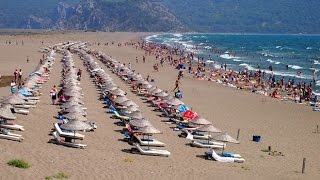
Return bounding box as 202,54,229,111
133,134,166,147
133,143,170,157
0,133,24,142
191,140,225,149
54,123,84,140
11,108,29,115
205,149,245,163
0,123,24,131
52,132,86,149
182,129,211,140
113,111,130,121
14,104,35,109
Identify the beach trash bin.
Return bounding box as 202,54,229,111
253,135,261,142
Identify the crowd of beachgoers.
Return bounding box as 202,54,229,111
120,40,319,110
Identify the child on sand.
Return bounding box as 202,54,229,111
50,85,58,105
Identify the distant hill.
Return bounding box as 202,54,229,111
157,0,320,34
0,0,319,33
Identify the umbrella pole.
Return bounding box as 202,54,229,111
207,132,210,145
74,131,76,143
221,144,225,156
148,134,150,150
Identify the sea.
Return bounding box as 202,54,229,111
145,33,320,93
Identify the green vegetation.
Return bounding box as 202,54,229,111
0,0,319,33
45,171,69,180
7,159,31,169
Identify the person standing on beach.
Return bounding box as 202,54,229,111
18,69,23,83
27,56,29,63
50,85,58,105
14,69,18,83
128,63,132,70
173,77,181,91
143,56,146,63
10,80,16,94
136,57,138,63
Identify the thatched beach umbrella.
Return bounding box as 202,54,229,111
213,132,239,155
166,98,184,106
61,120,91,142
196,124,222,145
128,111,144,120
191,117,212,125
1,95,25,105
129,119,152,128
0,105,17,120
109,89,126,96
63,113,87,121
136,126,161,149
63,106,86,114
119,100,139,107
123,105,140,112
113,96,129,104
154,91,168,97
162,95,174,101
150,88,162,94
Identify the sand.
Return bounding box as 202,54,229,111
0,32,319,180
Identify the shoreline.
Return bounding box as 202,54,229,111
0,32,319,180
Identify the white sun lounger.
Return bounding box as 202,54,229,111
0,133,24,142
14,104,35,109
134,143,170,157
52,132,86,149
206,149,245,163
12,108,29,115
0,123,25,131
54,123,85,140
134,134,166,147
182,129,211,140
191,140,225,149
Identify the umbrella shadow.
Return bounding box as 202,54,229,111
196,154,209,160
117,138,128,143
121,148,139,154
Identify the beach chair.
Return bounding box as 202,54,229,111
54,123,85,140
0,129,24,142
52,132,86,149
181,129,212,140
109,105,117,113
133,134,166,147
0,122,25,131
133,143,170,157
113,111,130,121
205,149,245,163
190,140,225,149
10,108,29,115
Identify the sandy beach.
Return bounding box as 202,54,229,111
0,32,319,180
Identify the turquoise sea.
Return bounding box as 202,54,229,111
145,33,320,92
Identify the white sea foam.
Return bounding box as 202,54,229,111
233,59,242,62
220,54,240,60
145,34,159,42
306,47,313,50
173,33,183,38
266,59,281,65
276,46,282,49
288,65,303,70
314,60,320,65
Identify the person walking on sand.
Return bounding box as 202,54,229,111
27,56,29,63
143,56,146,63
173,77,181,91
18,69,23,83
14,69,18,83
50,85,58,105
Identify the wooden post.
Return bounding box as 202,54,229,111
317,125,319,134
302,158,306,174
236,129,240,140
268,146,271,152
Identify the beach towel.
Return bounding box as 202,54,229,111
19,89,32,96
182,110,199,120
178,105,189,113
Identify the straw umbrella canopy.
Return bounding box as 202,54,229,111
191,117,213,125
63,113,87,121
150,88,162,94
119,100,139,107
136,126,161,149
213,132,239,144
61,101,82,108
196,124,222,145
113,96,129,104
109,89,126,96
154,91,168,97
197,124,221,133
146,86,156,91
166,98,184,106
128,111,144,120
0,105,17,120
123,105,140,112
129,119,152,128
61,120,91,131
162,95,174,100
63,106,86,114
61,120,91,142
66,97,84,105
143,84,153,89
1,96,25,105
213,132,239,155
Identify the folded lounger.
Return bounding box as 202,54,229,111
54,123,85,140
52,131,86,149
134,134,166,147
0,129,24,142
133,143,170,157
191,140,225,149
205,149,245,163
